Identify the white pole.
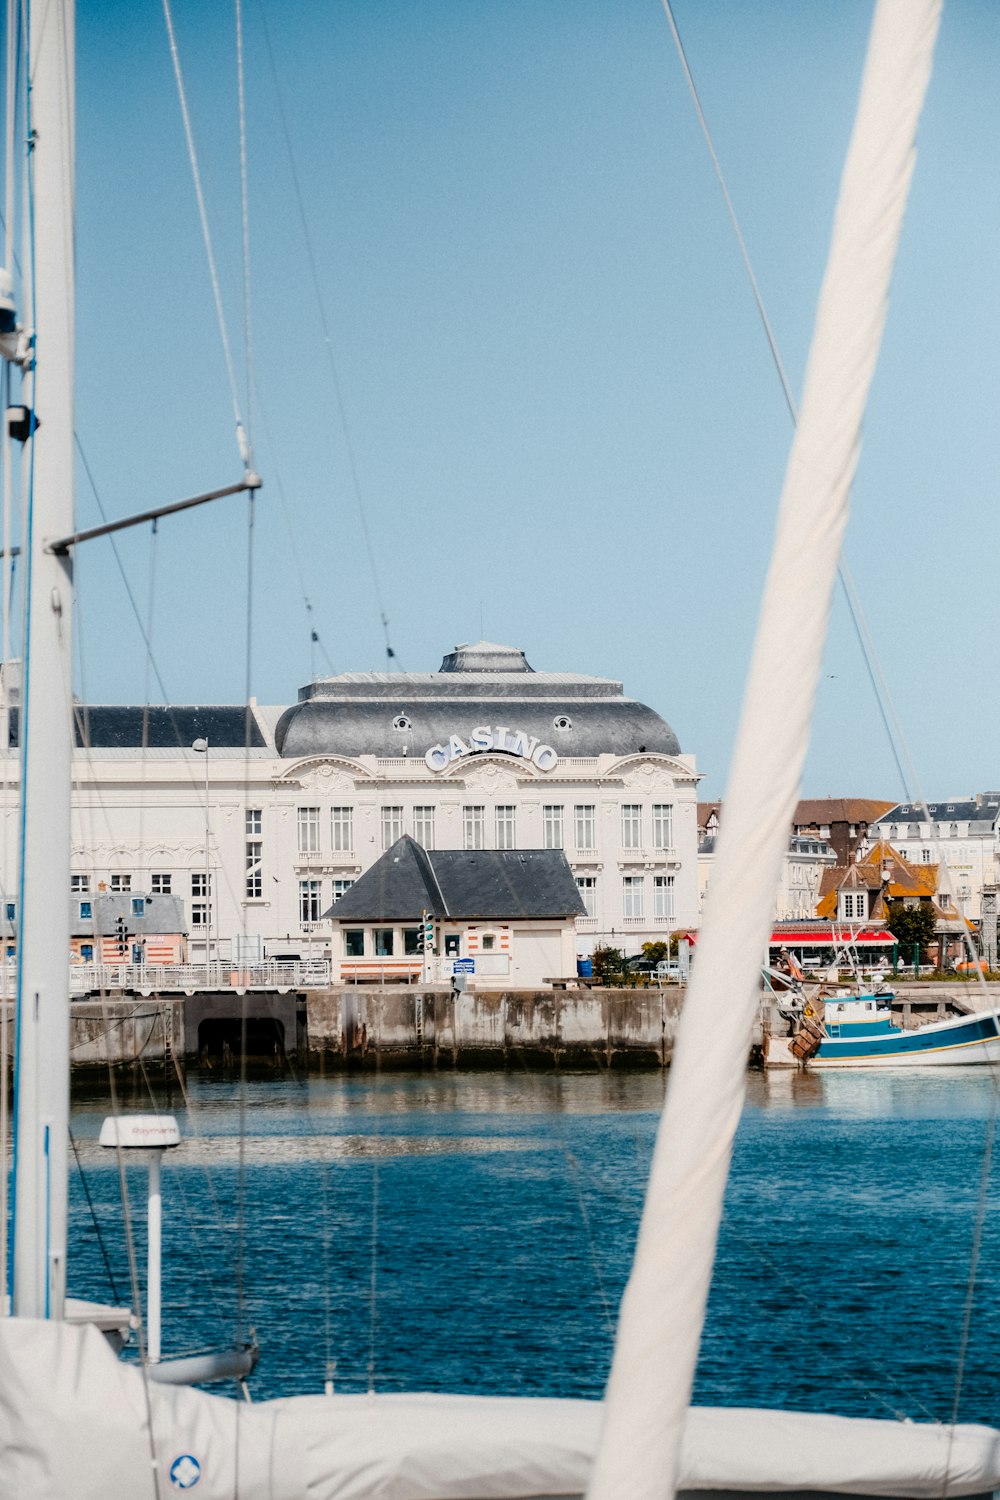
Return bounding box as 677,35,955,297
147,1152,162,1363
12,0,75,1321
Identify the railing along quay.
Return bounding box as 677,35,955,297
64,960,332,996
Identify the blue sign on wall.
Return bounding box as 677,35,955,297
452,958,475,973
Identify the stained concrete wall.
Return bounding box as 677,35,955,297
309,986,684,1068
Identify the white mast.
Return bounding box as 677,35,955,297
587,2,941,1496
12,0,75,1319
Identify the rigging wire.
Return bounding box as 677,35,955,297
68,1127,121,1304
0,0,21,1312
160,0,249,470
659,0,996,1434
255,0,400,670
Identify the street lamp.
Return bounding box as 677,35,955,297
191,739,210,966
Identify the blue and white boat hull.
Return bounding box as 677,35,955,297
811,1007,1000,1068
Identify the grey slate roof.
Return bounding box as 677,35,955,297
326,837,587,922
878,795,1000,831
69,891,187,937
8,705,266,750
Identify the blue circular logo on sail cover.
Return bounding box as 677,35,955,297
169,1454,202,1489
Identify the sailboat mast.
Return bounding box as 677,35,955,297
12,0,75,1320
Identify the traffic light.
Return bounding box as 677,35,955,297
115,916,129,956
423,911,434,954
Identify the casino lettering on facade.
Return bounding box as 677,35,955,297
425,729,558,772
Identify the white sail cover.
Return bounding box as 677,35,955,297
2,1318,1000,1500
588,2,944,1499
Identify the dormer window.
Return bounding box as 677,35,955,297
841,891,867,920
553,716,572,731
392,714,411,731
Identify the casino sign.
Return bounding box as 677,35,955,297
425,726,558,774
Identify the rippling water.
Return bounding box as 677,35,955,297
65,1068,1000,1422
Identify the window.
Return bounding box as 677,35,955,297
110,874,131,892
543,805,564,849
413,806,435,849
381,806,403,849
403,928,421,954
841,891,867,920
374,928,394,957
482,934,496,952
654,875,675,920
151,874,171,894
921,848,932,863
444,934,460,957
331,806,353,852
574,805,595,850
345,930,365,957
245,808,262,836
71,874,90,893
131,897,145,918
192,872,211,929
949,823,958,838
495,805,516,850
299,879,322,924
4,901,13,921
80,943,93,963
576,876,596,918
622,805,642,849
331,879,354,903
889,824,898,838
623,875,644,918
298,806,320,854
652,804,674,850
245,841,263,899
79,900,92,920
463,805,485,850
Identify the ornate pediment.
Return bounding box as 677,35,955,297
274,756,368,791
438,752,538,787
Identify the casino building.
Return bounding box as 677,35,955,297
1,641,701,969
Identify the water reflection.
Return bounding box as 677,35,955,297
64,1068,1000,1421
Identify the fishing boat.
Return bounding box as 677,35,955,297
4,1,1000,1498
768,988,1000,1069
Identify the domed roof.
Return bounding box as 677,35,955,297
274,642,682,761
439,641,533,673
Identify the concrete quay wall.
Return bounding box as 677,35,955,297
311,986,685,1069
13,978,1000,1076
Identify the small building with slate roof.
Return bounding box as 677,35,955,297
326,836,586,986
69,890,188,965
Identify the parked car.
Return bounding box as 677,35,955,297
656,960,684,982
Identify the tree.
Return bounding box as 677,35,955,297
641,940,669,965
886,900,937,961
591,945,626,985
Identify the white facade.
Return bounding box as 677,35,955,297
871,795,1000,920
0,644,701,963
698,833,834,922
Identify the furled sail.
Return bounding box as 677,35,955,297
587,2,943,1497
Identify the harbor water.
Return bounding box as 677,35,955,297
65,1069,1000,1422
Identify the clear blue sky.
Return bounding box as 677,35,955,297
56,0,1000,799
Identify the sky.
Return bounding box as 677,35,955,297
17,0,1000,799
